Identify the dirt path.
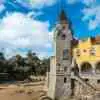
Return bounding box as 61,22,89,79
0,81,47,100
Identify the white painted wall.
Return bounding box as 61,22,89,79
48,56,56,99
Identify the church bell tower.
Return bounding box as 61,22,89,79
47,10,73,100
54,10,73,99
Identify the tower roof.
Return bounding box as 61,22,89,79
59,10,67,21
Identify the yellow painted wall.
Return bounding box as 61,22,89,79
73,38,100,65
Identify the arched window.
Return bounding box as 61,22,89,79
97,80,100,84
90,47,96,56
76,49,80,57
84,79,89,82
81,62,92,74
64,77,67,83
63,49,69,60
61,34,66,40
96,62,100,74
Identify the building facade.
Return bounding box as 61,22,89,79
47,10,100,100
73,37,100,76
73,37,100,97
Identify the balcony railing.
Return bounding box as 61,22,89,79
79,73,100,79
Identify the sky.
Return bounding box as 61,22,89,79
0,0,100,58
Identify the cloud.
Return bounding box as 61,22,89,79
38,52,50,59
48,31,53,42
45,42,52,49
29,0,56,6
0,4,5,12
67,0,96,5
16,0,57,9
0,12,51,58
27,11,43,18
67,0,78,4
88,19,98,30
67,0,99,30
82,5,100,30
82,0,96,6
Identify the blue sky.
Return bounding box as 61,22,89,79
0,0,100,58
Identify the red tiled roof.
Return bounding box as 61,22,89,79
91,36,100,44
95,36,100,43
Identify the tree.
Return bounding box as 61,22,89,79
0,50,50,81
27,51,40,75
40,58,50,75
0,52,5,60
10,54,26,80
15,54,24,66
0,52,6,73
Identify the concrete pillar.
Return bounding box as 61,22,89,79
46,72,49,88
92,63,96,75
90,63,96,86
78,64,81,75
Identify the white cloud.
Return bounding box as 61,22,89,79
27,11,43,18
0,4,5,12
82,0,96,6
48,31,53,41
38,51,52,59
67,0,96,5
88,20,98,30
30,0,56,6
45,42,52,48
38,52,49,59
82,6,100,30
67,0,99,30
0,12,51,57
16,0,57,9
67,0,78,4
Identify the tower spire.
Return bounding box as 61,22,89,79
60,10,66,20
59,10,68,24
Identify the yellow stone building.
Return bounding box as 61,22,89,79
73,36,100,78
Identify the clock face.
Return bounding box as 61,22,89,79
63,49,70,60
